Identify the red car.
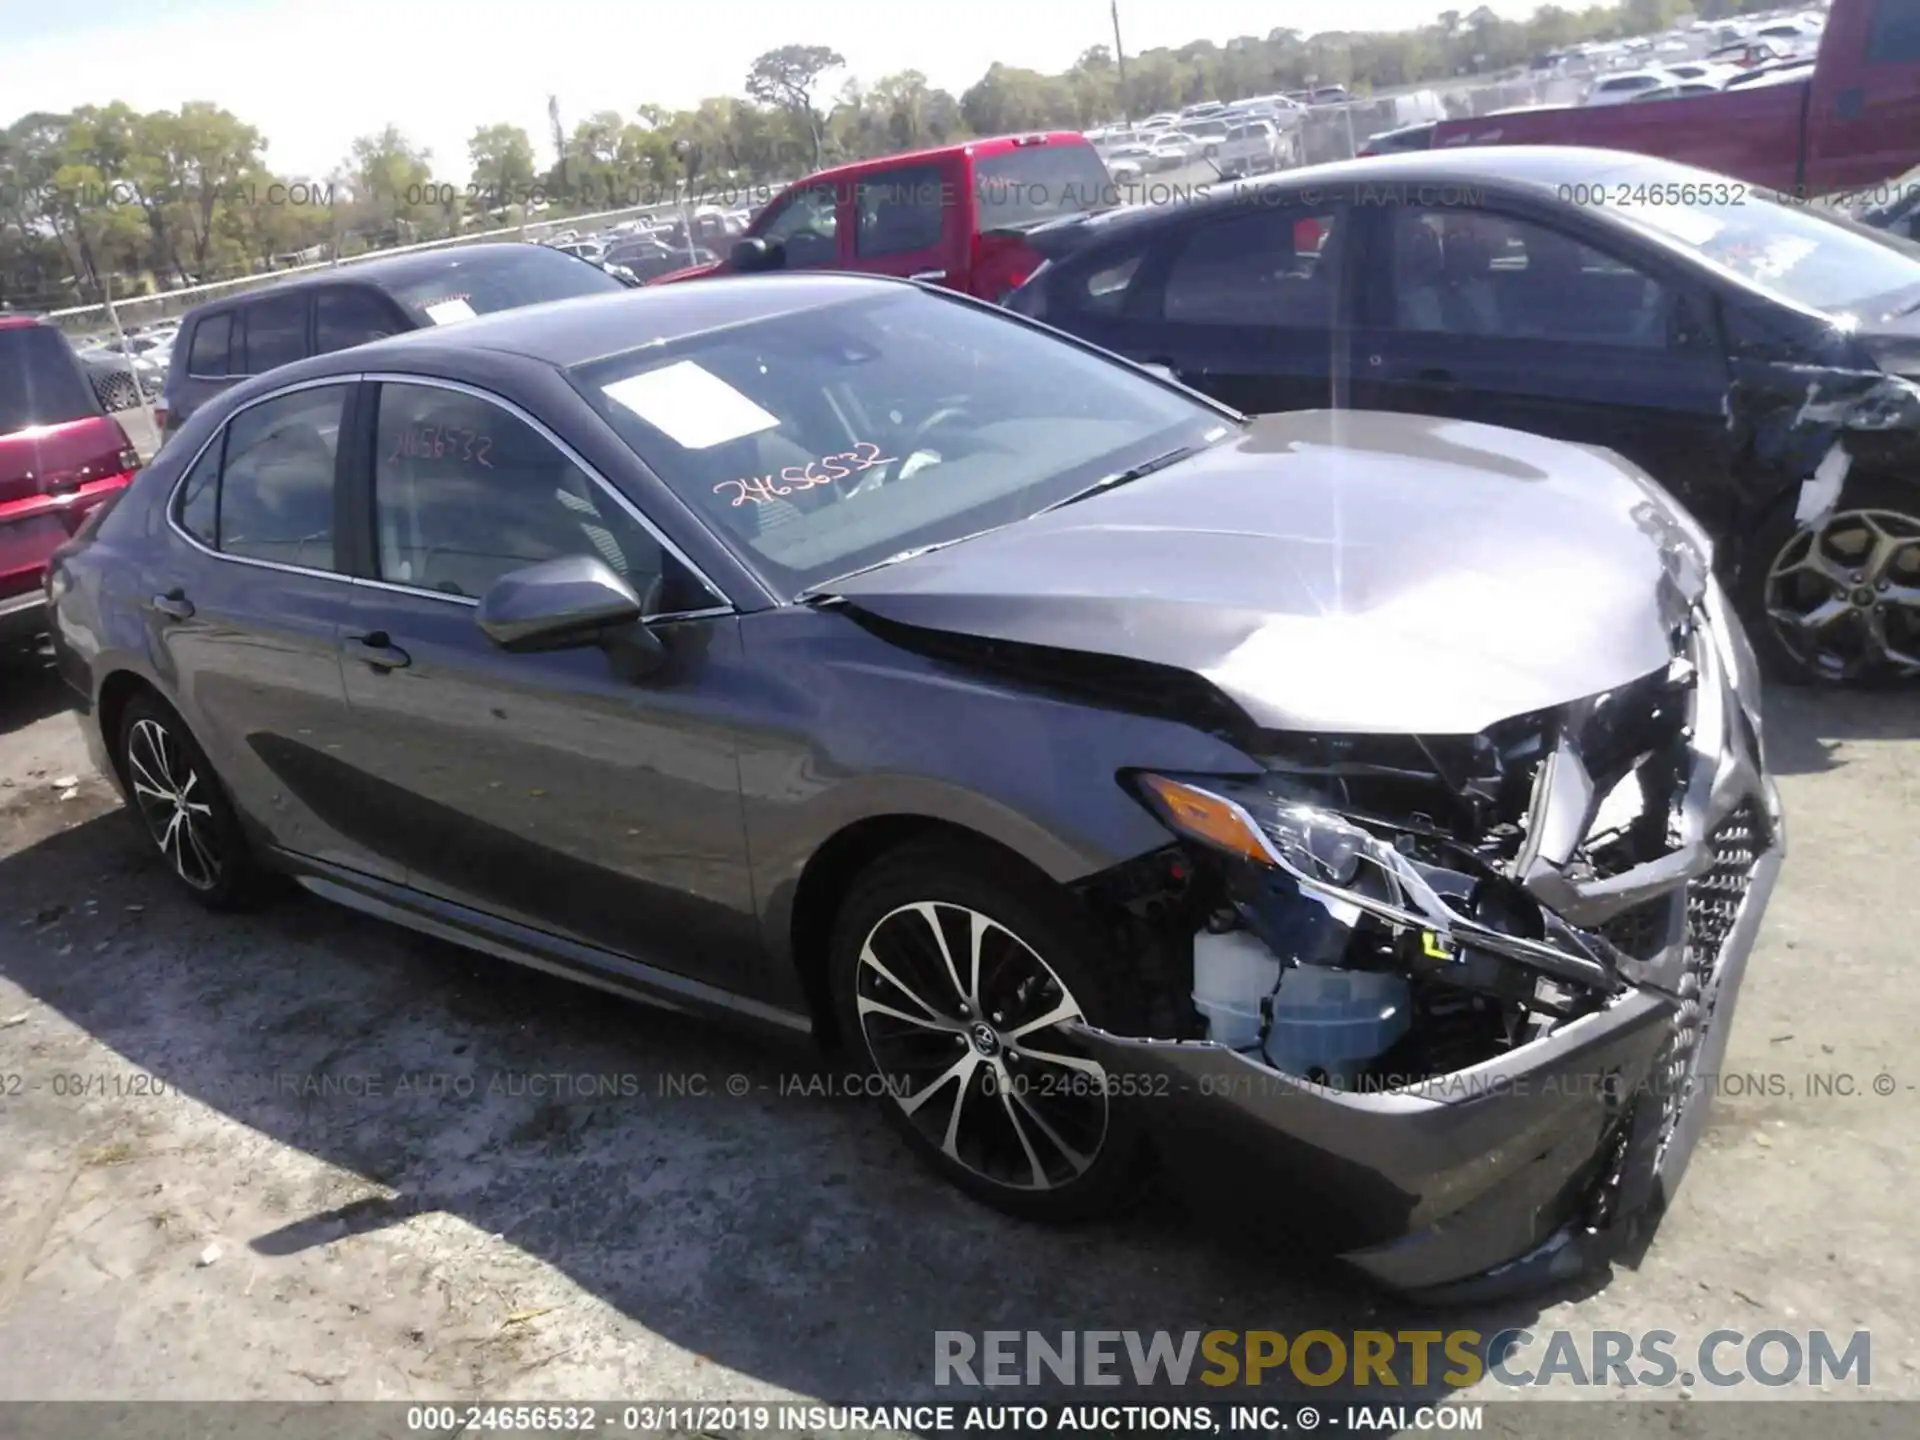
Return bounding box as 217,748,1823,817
651,132,1116,304
1,314,140,648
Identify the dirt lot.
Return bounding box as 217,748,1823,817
0,644,1915,1421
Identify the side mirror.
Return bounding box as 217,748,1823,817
476,555,649,654
731,236,778,272
1139,362,1179,383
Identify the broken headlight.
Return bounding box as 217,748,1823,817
1131,771,1615,993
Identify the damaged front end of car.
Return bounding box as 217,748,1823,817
1072,579,1785,1302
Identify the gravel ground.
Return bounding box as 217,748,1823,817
0,643,1915,1430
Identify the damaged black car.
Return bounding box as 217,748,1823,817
48,276,1783,1299
1006,146,1920,684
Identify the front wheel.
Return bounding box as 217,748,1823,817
828,841,1159,1221
1738,474,1920,685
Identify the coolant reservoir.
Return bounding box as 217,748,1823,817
1191,929,1281,1052
1261,967,1410,1090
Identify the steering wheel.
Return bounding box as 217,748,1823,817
907,405,973,452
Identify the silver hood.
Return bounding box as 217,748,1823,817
831,410,1712,734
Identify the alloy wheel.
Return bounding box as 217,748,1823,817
125,717,222,890
854,901,1109,1192
1763,507,1920,680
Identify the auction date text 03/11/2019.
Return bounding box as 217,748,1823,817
400,1402,1482,1433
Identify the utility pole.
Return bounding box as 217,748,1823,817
1111,0,1130,124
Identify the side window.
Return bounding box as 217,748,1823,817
757,184,839,269
1054,242,1154,319
855,164,947,258
214,385,348,571
315,288,401,353
1869,0,1920,62
374,382,715,609
187,312,232,377
240,293,310,375
175,437,222,545
1161,207,1341,327
1388,208,1703,350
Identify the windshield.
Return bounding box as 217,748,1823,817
1605,170,1920,317
570,289,1230,598
975,143,1115,228
1,325,102,435
381,245,625,324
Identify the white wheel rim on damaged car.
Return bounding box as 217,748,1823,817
855,901,1109,1191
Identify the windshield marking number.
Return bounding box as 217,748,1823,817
714,441,897,506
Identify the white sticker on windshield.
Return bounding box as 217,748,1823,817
424,298,477,325
600,360,779,449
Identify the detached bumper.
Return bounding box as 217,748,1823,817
1076,818,1783,1303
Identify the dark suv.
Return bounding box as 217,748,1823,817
158,243,629,444
2,315,139,647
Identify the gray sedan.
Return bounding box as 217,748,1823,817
45,274,1781,1299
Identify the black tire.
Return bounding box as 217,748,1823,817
828,838,1164,1222
1734,474,1920,686
115,691,276,910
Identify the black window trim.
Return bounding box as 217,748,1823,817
165,374,359,584
356,372,736,622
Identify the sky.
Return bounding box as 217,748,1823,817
0,0,1545,184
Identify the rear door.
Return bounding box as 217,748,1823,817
1351,200,1736,531
333,376,758,984
146,379,370,872
1078,195,1355,416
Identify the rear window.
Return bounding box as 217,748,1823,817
380,245,625,324
974,143,1115,229
1,325,101,435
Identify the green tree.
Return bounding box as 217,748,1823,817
745,44,846,169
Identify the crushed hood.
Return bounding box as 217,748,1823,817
830,410,1709,735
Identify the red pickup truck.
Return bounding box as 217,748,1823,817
649,132,1115,303
1432,0,1920,198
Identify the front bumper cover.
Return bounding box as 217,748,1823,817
1079,587,1784,1301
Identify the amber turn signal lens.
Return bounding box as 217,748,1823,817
1137,774,1274,866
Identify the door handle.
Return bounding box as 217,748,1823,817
1415,367,1464,391
149,590,194,621
345,631,410,671
909,268,948,282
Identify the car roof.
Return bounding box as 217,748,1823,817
178,244,567,316
786,131,1093,185
274,272,915,374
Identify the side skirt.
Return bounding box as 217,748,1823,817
269,848,816,1043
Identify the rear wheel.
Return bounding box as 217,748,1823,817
828,841,1161,1221
116,692,274,909
1740,475,1920,684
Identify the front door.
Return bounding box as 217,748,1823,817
334,377,759,985
1352,202,1735,532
